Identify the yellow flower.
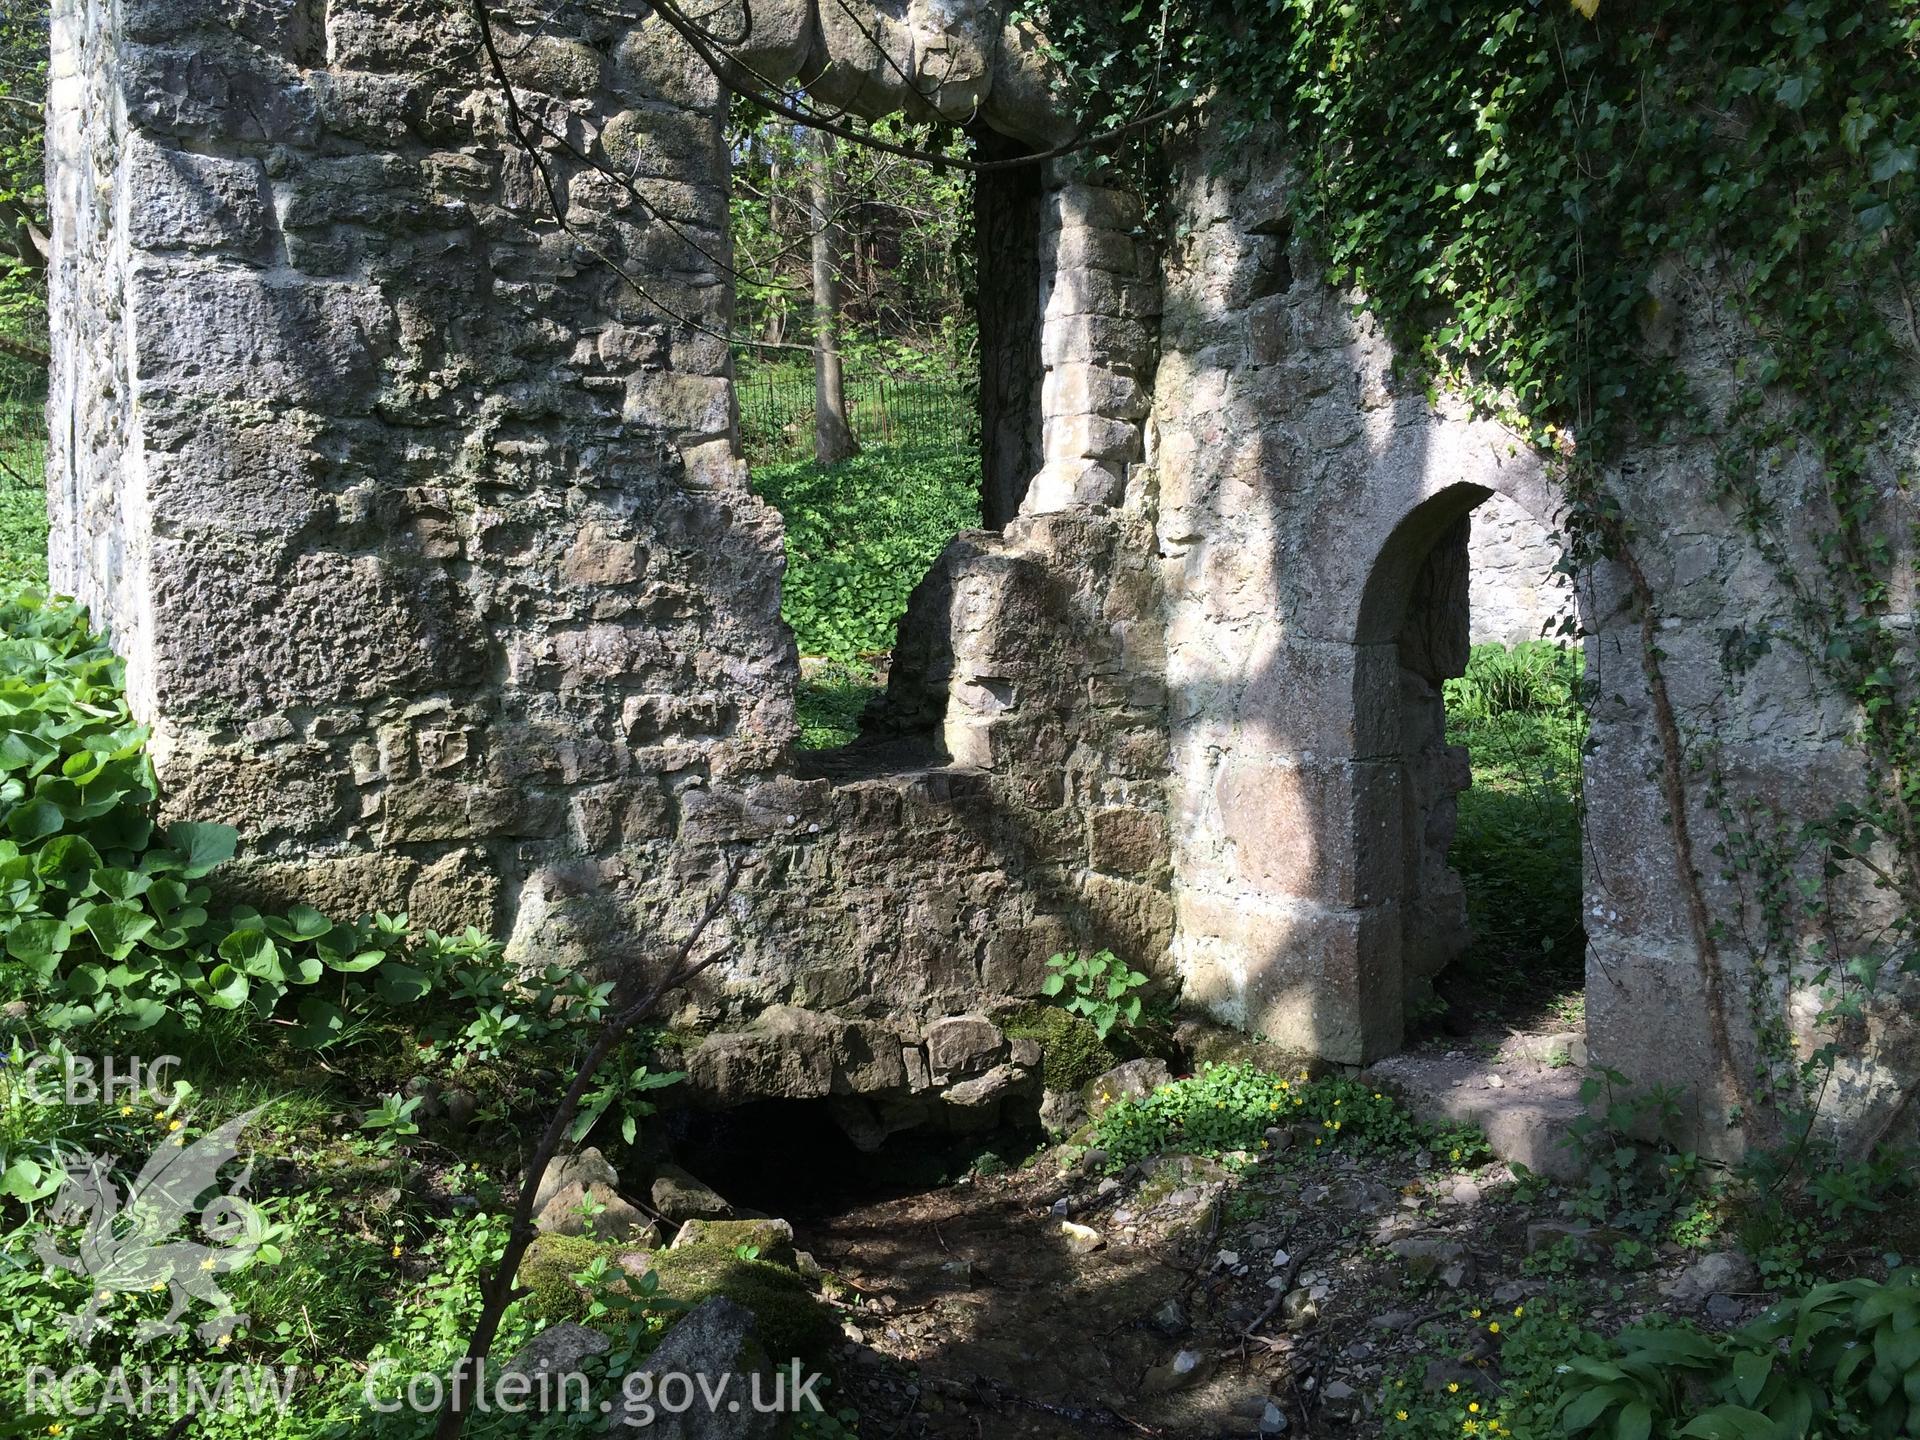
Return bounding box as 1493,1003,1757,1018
152,1110,167,1123
1463,1424,1479,1436
1373,1092,1383,1099
48,1425,64,1436
392,1244,404,1258
1469,1402,1481,1414
200,1257,217,1272
1333,1098,1342,1106
216,1333,231,1348
1513,1305,1525,1318
1470,1308,1482,1318
1447,1382,1460,1394
1488,1321,1501,1334
1450,1148,1462,1161
1313,1137,1322,1146
168,1119,183,1132
118,1105,134,1116
95,1289,111,1302
1269,1102,1279,1111
1395,1411,1409,1422
150,1281,166,1292
1332,1120,1342,1130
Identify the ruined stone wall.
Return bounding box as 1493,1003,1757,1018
47,0,794,960
1151,137,1917,1151
1467,490,1577,647
51,6,1910,1151
46,0,1174,1132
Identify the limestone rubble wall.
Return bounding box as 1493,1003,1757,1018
43,0,1174,1133
1150,138,1918,1152
44,6,1916,1151
1467,491,1577,647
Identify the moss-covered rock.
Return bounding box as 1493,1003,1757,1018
998,1004,1121,1092
648,1242,839,1363
518,1233,616,1323
998,1003,1179,1093
670,1217,797,1269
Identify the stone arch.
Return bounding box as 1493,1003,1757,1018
1167,401,1591,1065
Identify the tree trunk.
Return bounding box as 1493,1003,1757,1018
809,134,859,464
762,152,788,347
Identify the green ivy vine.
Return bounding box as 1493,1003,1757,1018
1026,0,1920,1144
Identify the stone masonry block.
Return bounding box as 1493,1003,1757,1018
125,136,270,254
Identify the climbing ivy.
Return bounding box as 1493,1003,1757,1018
1026,0,1920,1142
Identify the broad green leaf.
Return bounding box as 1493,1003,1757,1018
165,821,239,879
83,902,157,962
375,962,430,1004
33,834,101,892
201,963,251,1010
5,916,71,981
292,997,346,1049
6,798,62,841
91,866,152,903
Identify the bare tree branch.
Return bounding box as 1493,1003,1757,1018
431,859,743,1440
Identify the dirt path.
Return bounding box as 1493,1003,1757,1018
793,1115,1797,1440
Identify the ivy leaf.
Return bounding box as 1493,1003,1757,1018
1774,73,1814,110
1868,142,1916,183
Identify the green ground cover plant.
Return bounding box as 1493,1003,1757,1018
1444,641,1588,1005
752,432,979,749
1089,1062,1492,1171
0,593,856,1436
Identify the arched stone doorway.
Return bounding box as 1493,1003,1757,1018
1167,410,1589,1067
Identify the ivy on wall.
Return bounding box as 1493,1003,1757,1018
1025,0,1920,1142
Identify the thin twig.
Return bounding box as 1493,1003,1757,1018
431,860,741,1440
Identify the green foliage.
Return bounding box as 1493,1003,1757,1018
1089,1062,1490,1170
727,109,976,366
754,439,979,661
360,1092,423,1149
1555,1271,1920,1440
1446,642,1587,984
1040,948,1148,1039
567,1062,682,1147
1563,1068,1707,1239
794,659,883,750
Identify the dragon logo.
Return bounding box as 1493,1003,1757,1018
33,1108,265,1345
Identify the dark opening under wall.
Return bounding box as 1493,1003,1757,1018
665,1099,1045,1219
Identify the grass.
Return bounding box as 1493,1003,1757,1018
1443,641,1588,1018
796,658,884,749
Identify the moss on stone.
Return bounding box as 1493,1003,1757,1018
518,1233,614,1323
648,1243,839,1363
998,1003,1120,1092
